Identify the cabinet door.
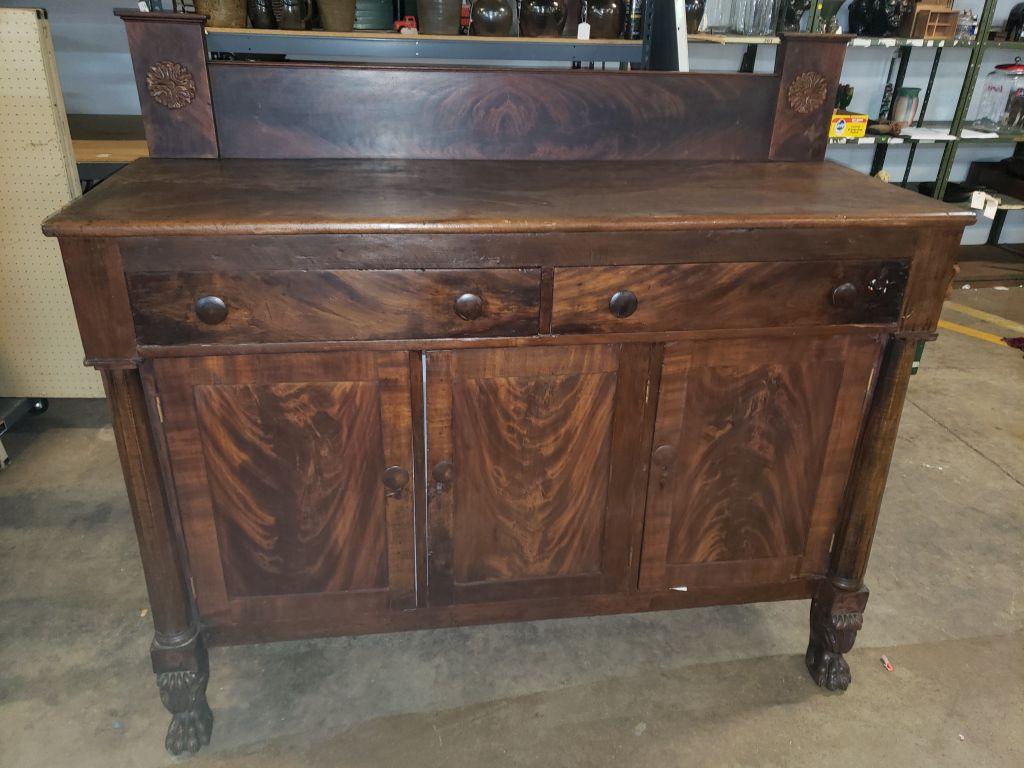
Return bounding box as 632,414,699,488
425,345,652,605
150,351,417,626
638,335,883,592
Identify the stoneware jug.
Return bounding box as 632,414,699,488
247,0,277,27
319,0,357,30
419,0,462,33
275,0,314,29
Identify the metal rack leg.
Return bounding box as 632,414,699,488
987,209,1008,245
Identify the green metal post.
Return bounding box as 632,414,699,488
934,0,999,199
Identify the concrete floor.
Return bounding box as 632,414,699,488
1,287,1021,768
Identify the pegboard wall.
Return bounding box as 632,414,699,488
0,8,102,397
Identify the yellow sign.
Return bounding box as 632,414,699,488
830,111,869,139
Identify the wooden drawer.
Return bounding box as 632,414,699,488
551,261,907,334
128,268,540,345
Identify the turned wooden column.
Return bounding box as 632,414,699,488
102,366,212,754
806,336,916,690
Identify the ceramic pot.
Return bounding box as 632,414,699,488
586,0,625,38
195,0,247,27
684,0,705,33
247,0,277,27
274,0,314,29
319,0,357,30
521,0,568,36
419,0,462,33
892,86,921,126
471,0,514,35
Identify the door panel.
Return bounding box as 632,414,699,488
195,380,388,597
426,344,653,605
150,351,417,625
639,335,882,592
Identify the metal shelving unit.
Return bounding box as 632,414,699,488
205,27,645,64
685,0,1019,206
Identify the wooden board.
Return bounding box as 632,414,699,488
43,158,974,238
552,260,907,333
127,268,541,344
638,334,883,591
210,62,777,162
151,350,418,622
73,139,149,164
425,344,653,604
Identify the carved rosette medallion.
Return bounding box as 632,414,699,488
146,61,196,110
787,71,828,115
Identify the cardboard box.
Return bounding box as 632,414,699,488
830,111,869,139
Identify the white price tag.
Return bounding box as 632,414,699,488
911,39,924,47
137,1,150,10
983,197,999,220
971,190,1001,219
852,38,871,47
577,22,591,40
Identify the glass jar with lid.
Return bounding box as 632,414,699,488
971,58,1024,132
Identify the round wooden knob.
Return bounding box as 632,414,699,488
831,283,859,309
454,293,483,321
432,461,455,484
653,444,677,468
195,296,228,325
382,466,410,494
609,290,638,318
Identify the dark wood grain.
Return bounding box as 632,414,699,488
552,261,908,334
116,11,218,159
900,227,964,335
152,351,417,621
639,335,882,591
830,337,917,585
211,62,777,161
127,268,540,344
103,368,194,641
207,578,819,646
57,238,137,365
194,381,389,597
426,345,649,605
117,228,924,273
134,325,896,361
42,158,974,239
770,34,852,162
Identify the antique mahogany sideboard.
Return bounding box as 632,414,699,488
44,11,974,755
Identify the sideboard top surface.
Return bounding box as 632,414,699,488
43,157,974,238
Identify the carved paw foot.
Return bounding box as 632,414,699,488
165,697,213,755
158,668,213,756
805,641,852,691
805,581,868,692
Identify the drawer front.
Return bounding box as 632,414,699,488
128,269,540,345
552,261,907,334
